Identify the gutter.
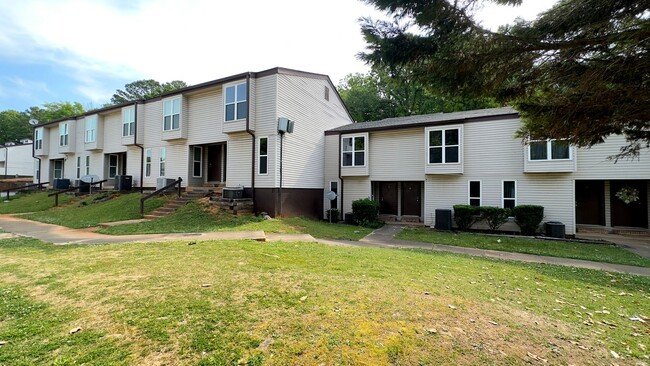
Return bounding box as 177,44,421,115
133,101,144,193
244,72,256,213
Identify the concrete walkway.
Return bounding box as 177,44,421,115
576,231,650,260
1,215,649,277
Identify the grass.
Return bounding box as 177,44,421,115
0,191,76,214
99,200,373,241
397,227,650,268
0,236,648,365
21,192,167,228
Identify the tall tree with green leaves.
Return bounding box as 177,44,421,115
0,110,31,143
359,0,649,157
110,79,188,104
24,102,86,124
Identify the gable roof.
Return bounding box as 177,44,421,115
325,107,519,135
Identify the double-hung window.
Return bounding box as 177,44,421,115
258,137,268,175
59,123,69,146
122,107,135,137
85,156,90,175
159,147,166,176
225,83,247,121
85,116,97,143
193,146,202,177
503,180,517,209
145,149,152,177
529,139,570,160
342,136,365,167
76,156,81,179
53,160,63,179
163,98,181,131
468,181,481,206
34,129,43,149
108,154,118,178
428,128,459,164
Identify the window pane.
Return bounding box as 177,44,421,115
236,83,247,102
445,129,459,145
342,138,353,152
331,182,337,192
429,147,442,163
470,198,481,207
354,151,365,166
123,124,129,136
551,140,570,159
503,181,515,199
172,98,180,114
342,152,353,166
504,199,515,209
225,105,235,121
445,146,459,163
164,116,171,130
236,101,247,120
194,162,201,176
354,136,364,151
164,100,172,115
429,130,442,146
259,156,268,174
225,86,235,103
530,141,547,160
194,147,201,161
469,181,480,198
172,114,180,129
260,138,268,155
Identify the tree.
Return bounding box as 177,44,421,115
0,110,31,143
110,79,188,104
24,102,86,124
359,0,649,157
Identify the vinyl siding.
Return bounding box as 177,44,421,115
275,73,352,189
253,74,278,188
226,133,252,188
0,144,34,176
369,129,424,181
574,134,650,180
341,176,371,215
186,88,228,145
323,135,340,216
102,110,127,154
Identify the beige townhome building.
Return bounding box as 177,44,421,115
33,67,352,218
324,108,650,236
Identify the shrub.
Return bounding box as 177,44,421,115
479,206,510,231
453,205,480,230
511,205,544,235
326,208,340,222
352,198,380,227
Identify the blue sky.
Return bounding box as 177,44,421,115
0,0,557,113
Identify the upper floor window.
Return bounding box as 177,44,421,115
34,129,43,149
529,139,570,161
428,128,459,164
225,83,247,121
59,123,69,147
122,107,135,137
85,116,97,143
163,98,181,131
258,137,268,175
342,136,365,167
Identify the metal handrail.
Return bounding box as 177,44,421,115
1,181,49,200
139,177,182,215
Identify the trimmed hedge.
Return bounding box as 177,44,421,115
479,206,510,231
512,205,544,235
352,198,380,227
453,205,480,230
326,208,340,222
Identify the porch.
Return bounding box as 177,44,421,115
372,181,423,223
187,143,227,188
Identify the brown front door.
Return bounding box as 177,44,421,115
402,181,422,216
611,180,648,228
575,180,605,225
207,145,222,182
378,182,398,215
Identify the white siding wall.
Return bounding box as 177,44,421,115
226,133,252,188
574,134,650,180
102,111,127,155
253,74,278,188
323,135,341,215
369,129,424,180
0,145,34,176
186,88,228,145
341,176,371,215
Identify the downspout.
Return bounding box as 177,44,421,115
244,72,256,213
133,101,144,193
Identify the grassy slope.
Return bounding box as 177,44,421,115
397,227,650,268
21,193,166,228
0,237,648,365
0,191,76,214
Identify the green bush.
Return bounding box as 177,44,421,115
326,208,340,222
453,205,480,230
352,198,380,227
479,206,510,231
512,205,544,235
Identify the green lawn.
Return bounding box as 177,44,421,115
99,201,373,241
397,227,650,268
0,191,76,214
21,192,166,228
0,236,648,365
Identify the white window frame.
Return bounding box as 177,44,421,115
502,180,517,209
258,137,268,175
85,156,90,175
122,107,135,137
85,115,97,143
528,139,572,161
427,127,461,165
108,154,119,179
224,82,247,122
163,97,181,131
59,122,69,147
145,148,152,177
34,129,43,150
192,146,202,178
53,160,64,179
341,135,366,167
159,147,166,177
468,180,481,207
76,156,81,179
